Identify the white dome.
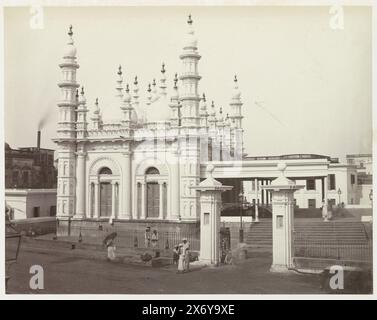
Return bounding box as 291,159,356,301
146,94,170,123
131,109,138,123
184,28,197,49
63,41,77,58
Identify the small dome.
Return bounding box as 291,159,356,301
63,41,77,58
184,28,197,49
183,16,197,49
131,109,138,123
146,94,170,123
63,26,76,58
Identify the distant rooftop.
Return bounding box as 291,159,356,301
346,154,372,158
244,154,339,163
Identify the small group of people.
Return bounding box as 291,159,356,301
173,238,190,273
144,227,159,248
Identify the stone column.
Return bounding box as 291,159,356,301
261,163,304,273
323,175,328,204
94,181,99,219
159,182,164,219
254,178,258,202
74,152,86,218
122,152,132,219
191,164,233,266
111,181,116,220
141,181,146,219
170,153,180,220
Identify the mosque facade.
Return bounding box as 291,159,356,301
53,16,244,233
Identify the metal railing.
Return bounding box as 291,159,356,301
68,225,200,251
294,232,372,263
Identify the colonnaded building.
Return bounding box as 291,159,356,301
53,16,371,237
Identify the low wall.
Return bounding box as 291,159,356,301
57,218,201,251
11,217,57,235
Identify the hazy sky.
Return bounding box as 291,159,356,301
4,6,372,162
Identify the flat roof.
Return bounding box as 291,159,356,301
244,154,338,163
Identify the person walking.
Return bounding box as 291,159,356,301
182,238,190,272
151,229,159,248
173,245,179,265
106,239,116,261
177,244,185,273
144,227,151,248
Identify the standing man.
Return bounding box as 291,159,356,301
182,238,190,272
144,227,151,248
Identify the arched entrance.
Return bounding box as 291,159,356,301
136,166,168,220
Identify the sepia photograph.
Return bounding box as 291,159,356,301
2,1,375,300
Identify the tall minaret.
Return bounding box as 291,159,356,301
179,14,201,129
56,25,80,219
229,75,244,159
75,86,88,219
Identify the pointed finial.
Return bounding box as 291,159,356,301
117,65,122,76
202,93,206,102
161,63,166,74
188,14,193,25
75,89,79,98
68,25,73,37
125,84,129,93
211,101,215,108
174,73,178,88
152,79,156,87
147,83,151,93
134,76,138,85
81,86,84,95
226,113,229,120
219,107,223,114
234,75,238,83
95,98,99,105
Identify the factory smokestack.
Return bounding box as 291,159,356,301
37,130,41,150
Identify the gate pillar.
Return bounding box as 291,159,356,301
191,164,233,266
261,162,303,273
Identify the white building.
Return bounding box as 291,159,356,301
53,17,370,238
5,189,57,220
53,17,245,236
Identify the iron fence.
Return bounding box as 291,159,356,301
71,225,200,251
294,233,372,263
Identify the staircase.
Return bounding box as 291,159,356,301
246,219,370,248
294,220,370,245
246,219,272,248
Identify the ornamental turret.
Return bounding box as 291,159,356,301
76,86,88,139
228,75,244,159
229,75,243,129
91,98,102,130
169,73,180,127
121,84,135,127
199,93,208,129
179,15,201,129
115,65,124,103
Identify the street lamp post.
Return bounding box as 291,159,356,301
337,188,342,206
239,192,244,243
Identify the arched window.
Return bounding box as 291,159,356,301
99,167,112,175
145,167,160,175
